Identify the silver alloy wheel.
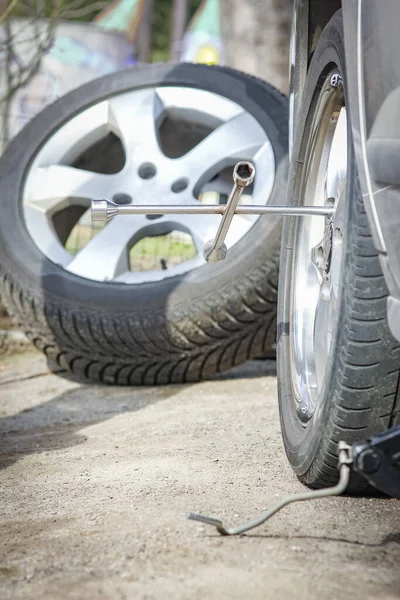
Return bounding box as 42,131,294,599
290,70,347,422
23,86,275,284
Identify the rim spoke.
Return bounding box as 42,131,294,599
313,280,335,389
24,206,73,267
292,260,321,382
108,89,164,161
162,214,217,253
26,166,117,216
325,107,347,203
251,141,275,202
158,188,201,207
67,215,150,281
201,178,231,195
180,111,266,195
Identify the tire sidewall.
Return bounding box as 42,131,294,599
277,12,352,475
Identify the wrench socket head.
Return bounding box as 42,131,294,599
233,161,255,187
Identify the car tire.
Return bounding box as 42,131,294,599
277,11,400,489
0,63,288,385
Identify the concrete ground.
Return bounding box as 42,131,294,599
0,349,399,600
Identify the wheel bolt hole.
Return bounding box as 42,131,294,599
236,163,253,179
112,193,132,205
317,246,324,265
171,178,189,193
334,227,343,247
321,276,331,300
138,162,157,179
146,214,163,220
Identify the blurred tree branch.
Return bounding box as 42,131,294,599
0,0,111,147
170,0,187,61
0,0,18,24
138,0,154,62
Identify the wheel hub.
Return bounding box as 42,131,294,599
289,68,347,423
311,212,334,276
22,86,275,284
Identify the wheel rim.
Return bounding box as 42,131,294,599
290,69,347,423
23,85,275,283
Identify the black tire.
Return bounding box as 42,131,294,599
0,63,288,385
277,12,400,489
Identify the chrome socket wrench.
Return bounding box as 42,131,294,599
91,201,333,219
203,161,254,262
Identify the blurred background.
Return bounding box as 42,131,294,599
0,0,293,149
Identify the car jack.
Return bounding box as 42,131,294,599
187,427,400,536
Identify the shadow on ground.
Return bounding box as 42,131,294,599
0,358,276,471
0,382,180,471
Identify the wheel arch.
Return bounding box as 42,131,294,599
289,0,342,153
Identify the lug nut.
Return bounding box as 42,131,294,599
330,74,343,88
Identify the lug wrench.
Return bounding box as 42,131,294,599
91,161,334,262
202,161,254,262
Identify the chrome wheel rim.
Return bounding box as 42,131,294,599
23,86,275,283
290,70,347,423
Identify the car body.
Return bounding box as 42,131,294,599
290,0,400,342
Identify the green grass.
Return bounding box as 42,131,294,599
130,235,195,258
65,224,196,271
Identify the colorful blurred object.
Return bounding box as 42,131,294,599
0,0,226,150
180,0,224,65
94,0,143,42
0,0,149,151
0,18,136,147
194,44,219,65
